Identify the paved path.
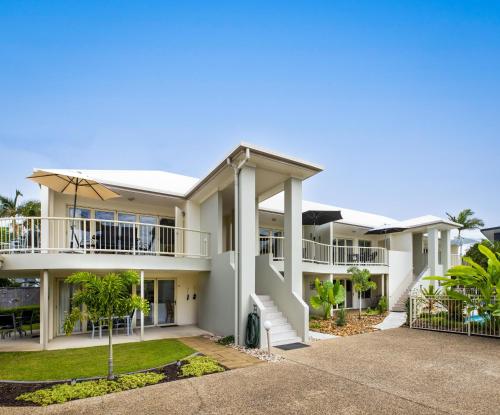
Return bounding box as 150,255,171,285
4,328,499,415
373,311,406,330
180,336,262,369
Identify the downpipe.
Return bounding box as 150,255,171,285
227,148,251,345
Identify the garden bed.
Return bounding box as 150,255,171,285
0,355,226,407
310,310,387,336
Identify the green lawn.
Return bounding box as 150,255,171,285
0,339,195,381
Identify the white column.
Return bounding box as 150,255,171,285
40,270,49,349
140,270,144,341
238,165,256,345
255,198,260,253
441,230,451,273
174,206,184,256
284,177,303,295
40,187,50,253
428,227,439,278
381,274,385,297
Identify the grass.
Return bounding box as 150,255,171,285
0,339,194,381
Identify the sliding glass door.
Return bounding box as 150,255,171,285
137,279,175,327
158,280,175,325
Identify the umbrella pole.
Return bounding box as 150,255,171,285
70,182,79,249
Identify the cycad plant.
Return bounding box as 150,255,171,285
64,270,150,379
420,285,441,312
310,278,345,326
348,266,377,319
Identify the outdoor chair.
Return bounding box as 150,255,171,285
94,224,119,251
19,309,36,337
0,314,16,339
119,226,138,252
114,310,135,335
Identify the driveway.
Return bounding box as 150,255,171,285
4,328,499,415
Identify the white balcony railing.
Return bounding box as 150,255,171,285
259,236,388,266
0,217,210,258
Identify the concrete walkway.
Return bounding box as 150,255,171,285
4,328,499,415
373,311,407,330
180,336,263,369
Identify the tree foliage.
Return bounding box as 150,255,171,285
64,271,150,379
425,245,500,317
0,189,41,217
348,266,377,319
309,278,345,322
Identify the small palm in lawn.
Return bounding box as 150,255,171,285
446,209,484,257
348,266,377,319
310,278,345,326
64,271,150,380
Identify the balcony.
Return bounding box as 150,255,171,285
0,217,210,258
259,236,388,266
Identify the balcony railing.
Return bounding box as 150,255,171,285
259,236,388,266
0,217,210,258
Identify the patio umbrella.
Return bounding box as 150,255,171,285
302,210,342,242
27,169,121,248
302,210,342,226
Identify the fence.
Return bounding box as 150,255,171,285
409,289,499,338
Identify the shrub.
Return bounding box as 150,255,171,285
180,356,224,377
309,320,321,330
216,335,234,346
404,298,410,325
0,305,39,316
336,308,347,326
377,296,388,313
16,372,165,406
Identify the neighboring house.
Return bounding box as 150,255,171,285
481,226,500,243
0,143,459,349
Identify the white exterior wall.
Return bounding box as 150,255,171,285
197,191,235,337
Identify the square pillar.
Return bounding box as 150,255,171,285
428,227,439,277
441,230,451,273
40,270,49,349
185,201,202,256
284,177,303,295
238,165,256,344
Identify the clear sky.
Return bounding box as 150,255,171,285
1,1,499,228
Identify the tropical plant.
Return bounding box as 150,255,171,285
446,209,484,256
309,278,345,325
335,308,347,326
348,266,377,319
424,244,499,317
420,285,441,312
377,296,388,314
179,356,225,377
0,190,40,217
464,241,500,270
64,271,150,379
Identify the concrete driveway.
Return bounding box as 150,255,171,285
4,328,499,415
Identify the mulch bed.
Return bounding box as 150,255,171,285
0,357,221,407
310,310,386,337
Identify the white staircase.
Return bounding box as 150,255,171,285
258,295,301,346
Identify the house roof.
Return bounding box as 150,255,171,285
31,168,200,197
259,193,460,231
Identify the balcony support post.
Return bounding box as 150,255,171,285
284,177,303,296
140,269,144,341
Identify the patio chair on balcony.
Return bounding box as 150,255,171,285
113,310,135,335
119,226,138,252
94,224,119,252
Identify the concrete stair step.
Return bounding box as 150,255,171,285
266,311,283,320
271,330,298,342
269,323,293,333
258,295,271,301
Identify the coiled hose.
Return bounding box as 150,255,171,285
245,312,260,348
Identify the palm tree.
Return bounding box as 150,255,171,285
0,190,41,217
348,266,377,319
446,209,484,256
64,271,150,379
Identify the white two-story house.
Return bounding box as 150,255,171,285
0,143,459,350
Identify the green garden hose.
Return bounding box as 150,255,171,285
245,312,260,348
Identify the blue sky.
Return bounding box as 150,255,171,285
1,1,499,227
